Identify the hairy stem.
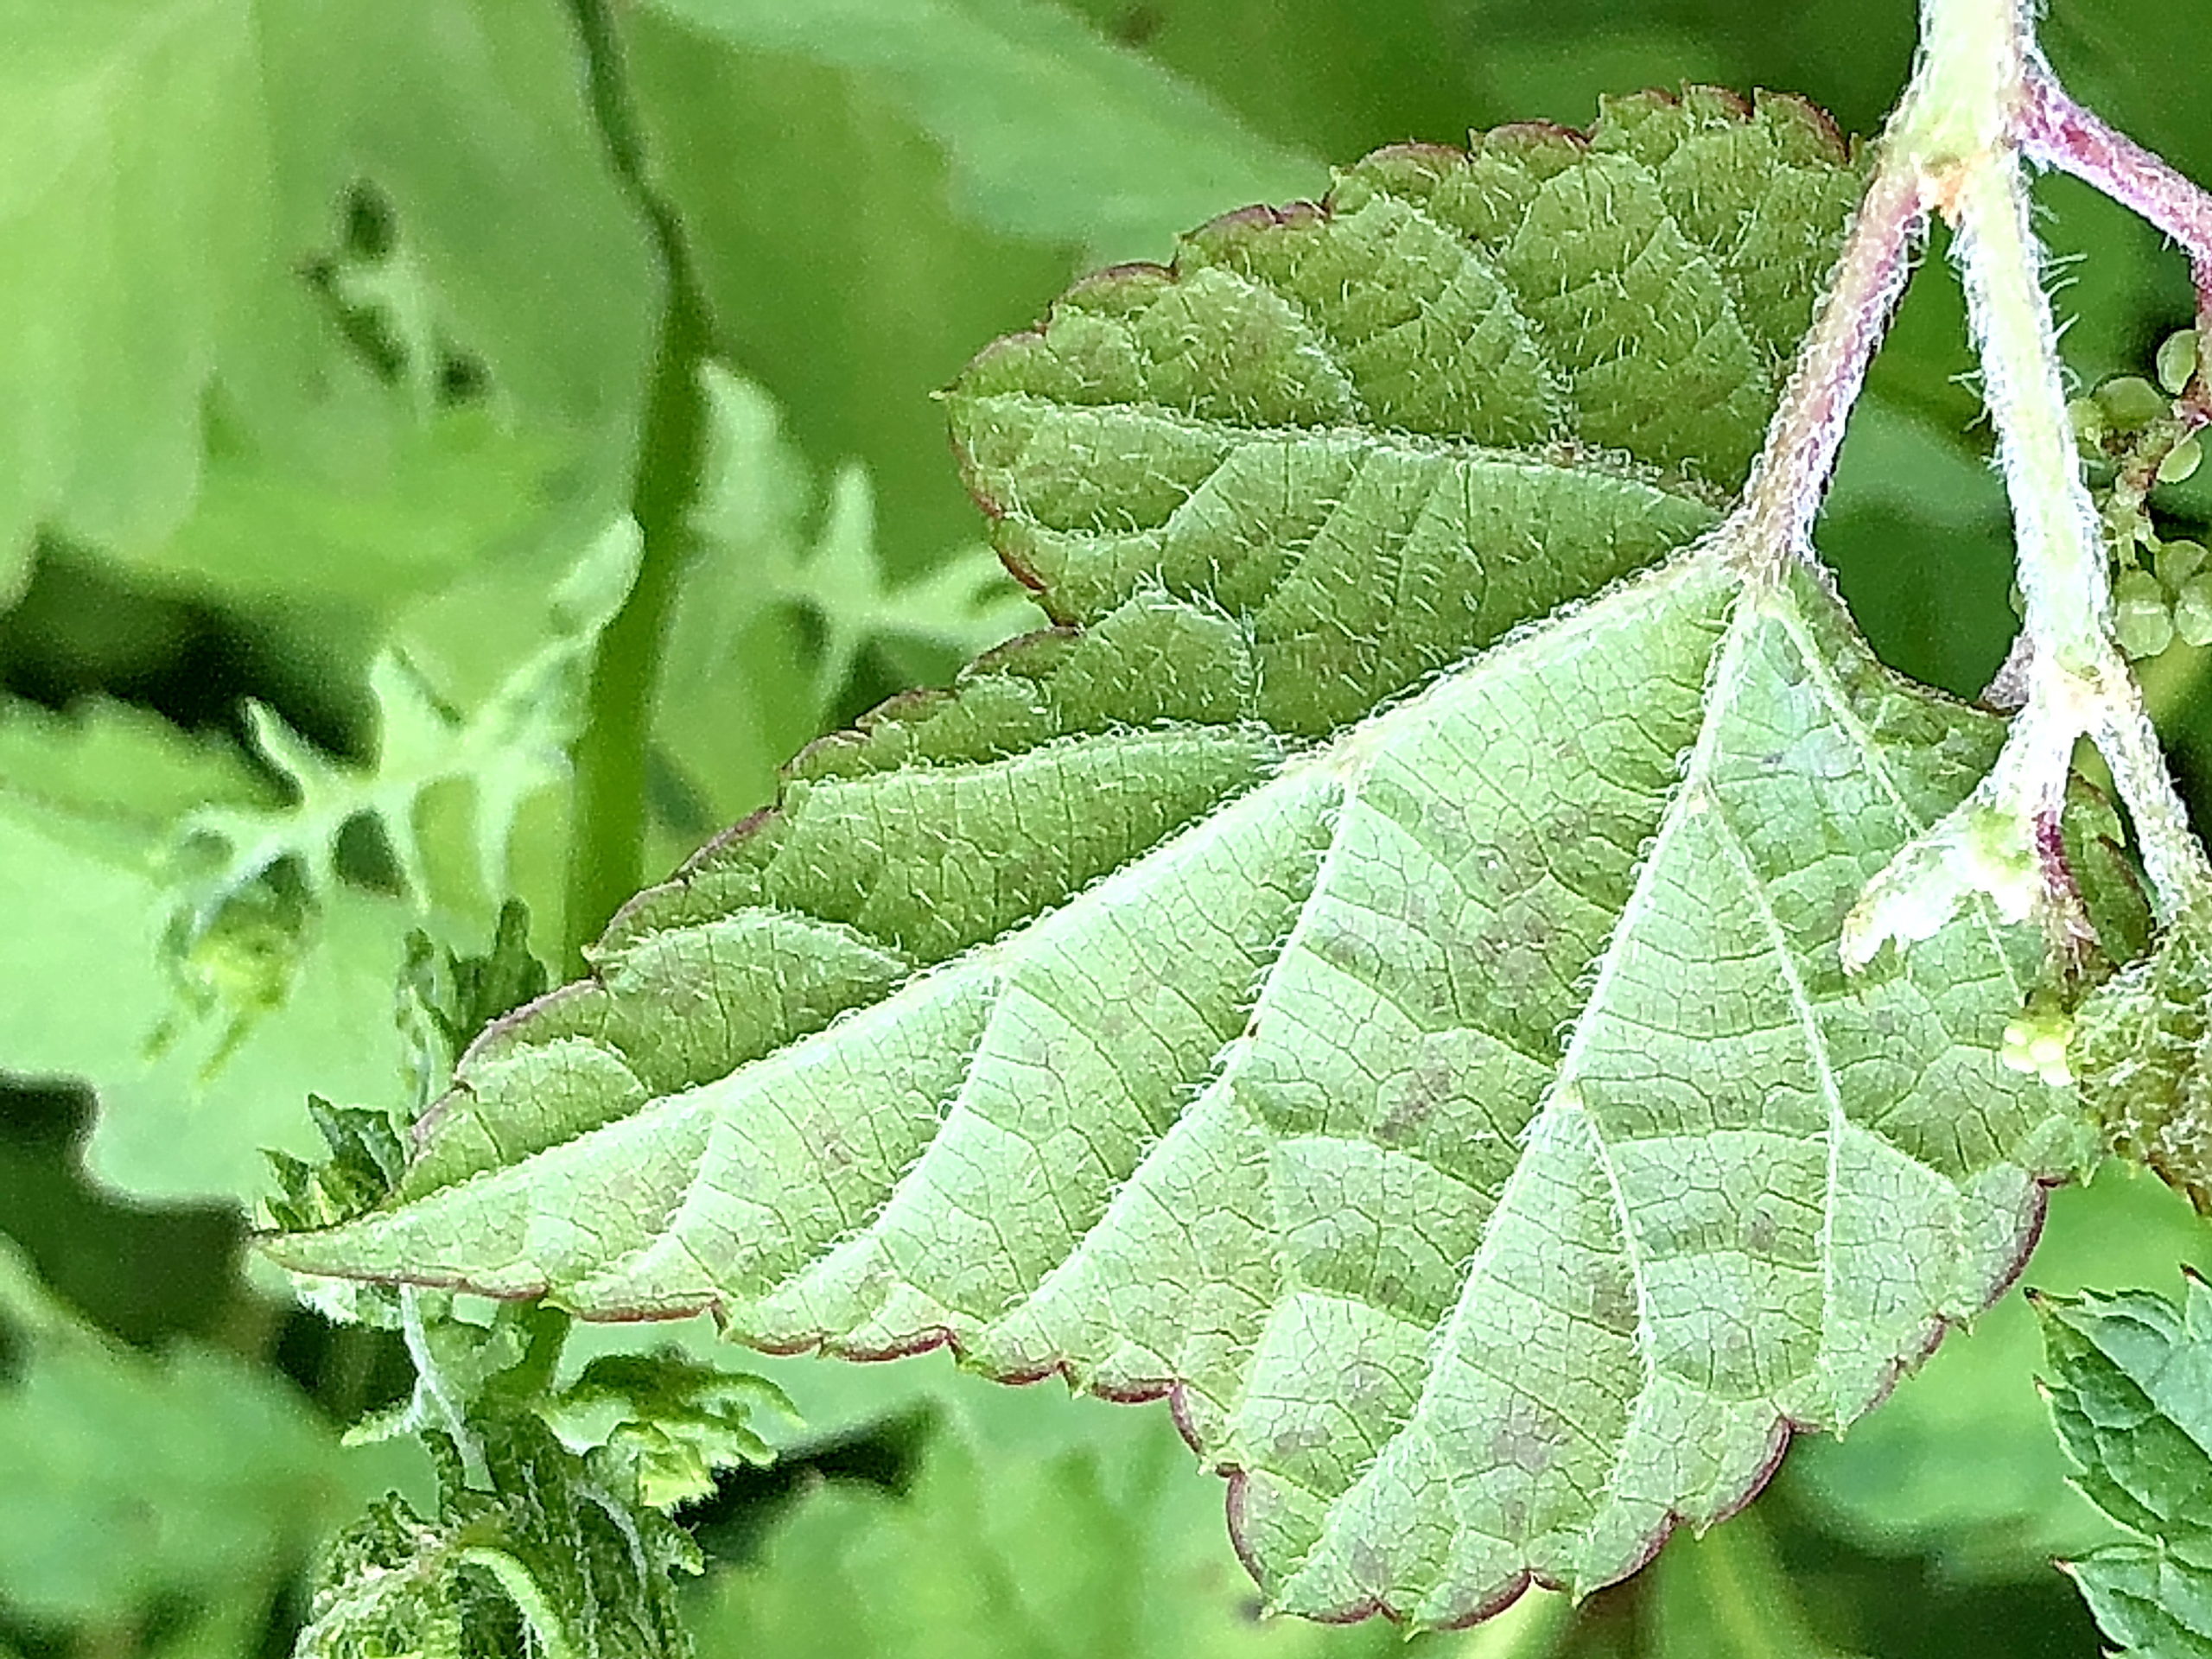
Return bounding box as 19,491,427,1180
402,1287,488,1487
2019,61,2212,390
1840,0,2212,963
1931,3,2212,915
1732,155,1926,564
561,0,715,969
1952,162,2112,683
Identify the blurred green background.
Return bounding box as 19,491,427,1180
4,1,2211,1655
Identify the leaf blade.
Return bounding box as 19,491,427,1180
2039,1279,2212,1656
266,95,2088,1625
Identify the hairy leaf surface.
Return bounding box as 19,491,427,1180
296,1418,696,1659
2075,904,2212,1211
269,94,2093,1624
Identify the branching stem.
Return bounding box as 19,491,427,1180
1758,0,2212,958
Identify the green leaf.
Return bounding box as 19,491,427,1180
2074,902,2212,1211
0,0,270,586
397,900,556,1108
0,699,415,1203
250,0,658,465
0,0,653,591
185,519,639,917
264,1097,412,1236
0,1237,369,1632
689,1357,1560,1659
631,0,1317,260
296,1415,696,1659
0,523,626,1209
618,0,1303,584
265,902,552,1235
538,1351,787,1510
268,96,2093,1624
2038,1278,2212,1656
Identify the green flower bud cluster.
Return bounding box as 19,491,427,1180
2001,995,2075,1088
2116,537,2212,659
2063,330,2212,660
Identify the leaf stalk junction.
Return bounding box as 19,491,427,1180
1739,0,2212,967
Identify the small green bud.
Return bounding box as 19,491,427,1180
2160,435,2203,485
2002,1003,2075,1089
2158,537,2209,587
2179,574,2212,647
2158,329,2202,397
2116,567,2176,658
2099,374,2171,432
2069,395,2110,454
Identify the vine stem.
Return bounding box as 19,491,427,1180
1732,156,1925,562
1745,0,2212,957
561,0,716,969
1922,0,2212,919
2018,62,2212,391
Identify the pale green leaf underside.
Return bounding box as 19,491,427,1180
269,93,2088,1624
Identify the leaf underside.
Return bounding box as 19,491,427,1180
268,90,2093,1627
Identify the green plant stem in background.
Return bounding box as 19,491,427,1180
562,0,717,968
1645,1510,1856,1659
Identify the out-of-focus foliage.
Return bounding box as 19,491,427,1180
2,0,2208,1656
689,1363,1520,1659
0,1237,401,1644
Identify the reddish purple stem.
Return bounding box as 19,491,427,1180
2020,60,2212,412
1738,161,1928,556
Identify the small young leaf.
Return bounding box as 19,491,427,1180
2038,1279,2212,1656
398,899,556,1109
264,1098,411,1235
268,96,2092,1625
538,1351,788,1510
2074,904,2212,1210
296,1416,696,1659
